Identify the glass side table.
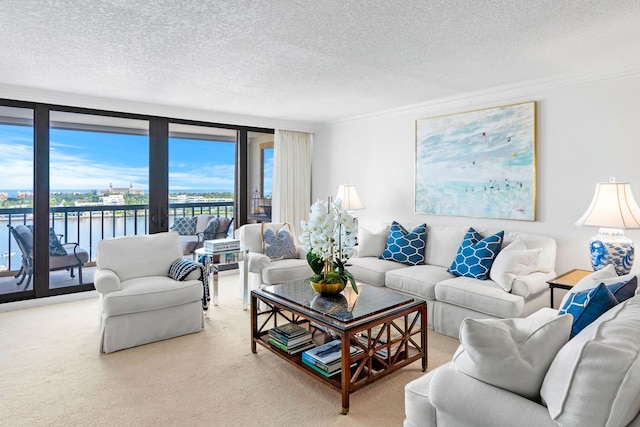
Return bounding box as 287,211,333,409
194,247,250,312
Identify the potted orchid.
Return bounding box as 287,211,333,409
300,198,358,295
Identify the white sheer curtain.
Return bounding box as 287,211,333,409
272,129,312,236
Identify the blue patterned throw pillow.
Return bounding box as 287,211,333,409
203,218,219,240
170,216,197,235
26,225,67,256
448,228,504,280
559,283,619,338
379,222,427,266
48,228,67,256
263,224,298,260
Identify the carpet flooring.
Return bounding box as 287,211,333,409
0,274,459,426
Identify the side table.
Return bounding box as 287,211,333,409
194,247,250,312
547,269,592,308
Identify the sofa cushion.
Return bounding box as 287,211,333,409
263,223,298,260
502,231,557,274
48,228,68,256
356,225,389,258
380,221,427,266
558,264,618,308
436,277,524,318
261,258,312,285
348,257,406,286
214,217,233,239
101,276,203,316
607,276,638,302
449,228,504,280
541,295,640,427
236,222,290,254
171,216,197,235
385,265,454,301
559,282,619,338
489,239,542,292
202,217,219,240
453,309,572,401
48,246,89,269
168,258,203,281
97,232,184,282
404,363,443,426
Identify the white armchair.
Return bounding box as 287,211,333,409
95,232,204,353
235,223,313,290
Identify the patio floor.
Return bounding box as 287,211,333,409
0,266,96,296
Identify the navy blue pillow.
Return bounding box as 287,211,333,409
606,276,637,303
559,283,619,338
448,228,504,280
379,221,427,266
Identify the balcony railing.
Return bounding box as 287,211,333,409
0,201,234,273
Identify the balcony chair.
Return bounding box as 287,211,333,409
95,231,205,353
170,214,234,255
7,224,89,288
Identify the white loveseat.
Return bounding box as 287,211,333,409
404,280,640,427
95,232,204,353
348,223,557,338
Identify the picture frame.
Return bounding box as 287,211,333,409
415,101,536,220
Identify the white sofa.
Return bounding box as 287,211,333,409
95,232,204,353
235,222,313,291
348,223,557,338
404,281,640,427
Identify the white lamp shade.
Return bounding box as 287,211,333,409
336,184,365,211
575,181,640,229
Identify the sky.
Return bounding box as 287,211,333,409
0,123,272,193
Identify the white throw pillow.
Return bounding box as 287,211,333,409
453,311,572,401
541,295,640,427
558,264,618,308
356,225,389,258
490,239,542,292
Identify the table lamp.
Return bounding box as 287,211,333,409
335,184,365,212
575,178,640,275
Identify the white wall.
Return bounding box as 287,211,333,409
312,72,640,274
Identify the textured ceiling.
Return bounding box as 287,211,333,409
1,0,640,125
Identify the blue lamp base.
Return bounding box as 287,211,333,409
589,228,634,276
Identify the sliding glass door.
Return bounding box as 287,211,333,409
48,111,150,291
0,105,34,296
168,123,237,223
0,97,273,304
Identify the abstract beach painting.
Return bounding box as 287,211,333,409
415,102,536,220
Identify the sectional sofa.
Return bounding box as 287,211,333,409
348,222,557,338
404,270,640,427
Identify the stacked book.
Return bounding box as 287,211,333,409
204,238,240,252
268,323,314,355
301,339,364,377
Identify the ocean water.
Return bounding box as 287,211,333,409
1,215,150,271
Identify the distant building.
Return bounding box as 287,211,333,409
0,192,8,200
98,183,144,196
17,191,33,199
100,194,125,205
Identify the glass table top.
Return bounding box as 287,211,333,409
262,280,416,322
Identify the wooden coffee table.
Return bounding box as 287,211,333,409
250,281,428,414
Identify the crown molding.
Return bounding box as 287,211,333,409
320,63,640,129
0,84,317,133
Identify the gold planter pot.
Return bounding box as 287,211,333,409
310,281,345,296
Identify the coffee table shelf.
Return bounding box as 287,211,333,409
251,282,427,414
